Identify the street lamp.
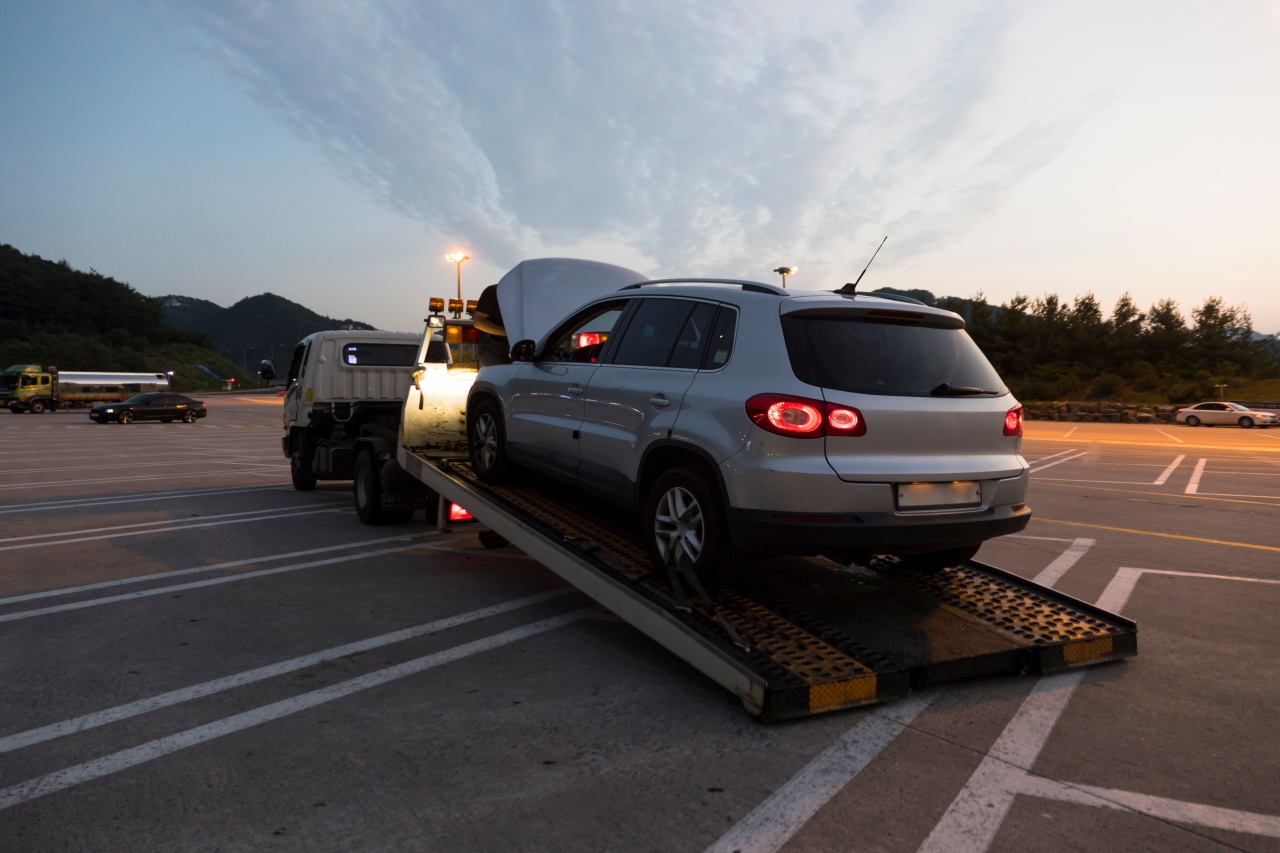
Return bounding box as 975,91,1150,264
773,266,796,288
445,251,470,301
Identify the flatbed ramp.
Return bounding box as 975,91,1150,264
399,449,1137,721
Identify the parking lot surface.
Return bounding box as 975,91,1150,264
1,400,1278,851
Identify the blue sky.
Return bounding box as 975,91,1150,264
3,0,1278,335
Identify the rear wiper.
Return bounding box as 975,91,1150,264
930,382,1000,396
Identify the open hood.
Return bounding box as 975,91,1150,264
495,258,648,345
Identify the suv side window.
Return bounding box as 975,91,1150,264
613,299,698,367
669,302,719,369
542,300,630,362
701,306,738,370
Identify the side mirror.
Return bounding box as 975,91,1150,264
258,360,276,382
510,340,536,362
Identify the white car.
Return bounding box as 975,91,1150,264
1175,402,1277,428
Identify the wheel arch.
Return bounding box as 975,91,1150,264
636,441,729,512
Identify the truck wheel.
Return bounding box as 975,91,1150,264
290,450,317,491
643,466,734,591
469,398,512,483
29,400,47,414
118,411,134,424
354,450,414,524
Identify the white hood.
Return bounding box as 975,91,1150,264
495,258,648,345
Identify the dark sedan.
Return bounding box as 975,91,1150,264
89,393,207,424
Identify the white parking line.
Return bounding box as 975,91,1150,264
1185,458,1208,494
0,589,574,755
921,567,1280,851
1061,427,1077,439
1030,452,1087,473
0,534,440,606
0,484,294,515
0,609,592,811
704,538,1084,853
0,507,344,553
1154,429,1184,444
1029,449,1078,465
0,504,342,545
1031,538,1094,587
706,692,938,853
0,538,503,623
1152,454,1185,485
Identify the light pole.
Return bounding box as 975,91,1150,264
445,251,470,300
772,266,796,288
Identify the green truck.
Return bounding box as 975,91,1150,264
0,364,170,413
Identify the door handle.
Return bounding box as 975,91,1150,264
568,384,584,396
649,395,670,408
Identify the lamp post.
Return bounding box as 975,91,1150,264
772,266,796,288
445,251,470,300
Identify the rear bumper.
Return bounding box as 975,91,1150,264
726,503,1032,556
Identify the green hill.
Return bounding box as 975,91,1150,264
157,293,376,374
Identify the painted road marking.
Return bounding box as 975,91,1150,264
0,504,343,545
0,537,494,625
0,609,592,811
0,589,574,755
706,692,938,853
0,507,344,553
1061,427,1077,438
1031,538,1095,587
1036,519,1280,553
920,568,1280,851
704,538,1084,853
1152,454,1184,485
1154,429,1184,444
0,470,290,492
1035,454,1186,486
1030,452,1086,474
0,484,295,516
1034,480,1280,509
1185,457,1207,494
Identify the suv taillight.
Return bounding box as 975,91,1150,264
746,394,866,438
1004,404,1023,437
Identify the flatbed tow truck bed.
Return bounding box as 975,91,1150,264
398,447,1137,722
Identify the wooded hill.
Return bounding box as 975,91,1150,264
0,245,376,392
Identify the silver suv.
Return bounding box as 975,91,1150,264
466,279,1030,583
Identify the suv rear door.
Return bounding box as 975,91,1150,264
780,307,1025,483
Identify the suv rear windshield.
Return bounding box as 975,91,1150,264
781,315,1007,397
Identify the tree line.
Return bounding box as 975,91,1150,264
881,287,1279,402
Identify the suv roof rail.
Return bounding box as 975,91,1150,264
623,278,788,296
860,290,927,306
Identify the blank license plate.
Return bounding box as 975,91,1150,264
897,481,981,509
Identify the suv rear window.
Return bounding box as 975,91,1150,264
781,315,1007,397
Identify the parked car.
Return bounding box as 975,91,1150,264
89,393,207,424
1175,402,1277,428
466,278,1030,585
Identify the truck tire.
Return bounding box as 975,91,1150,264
29,400,47,414
643,466,735,592
468,398,512,483
290,450,317,491
354,450,413,524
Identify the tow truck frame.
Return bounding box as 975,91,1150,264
397,446,1136,722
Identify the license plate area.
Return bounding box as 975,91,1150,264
896,481,981,510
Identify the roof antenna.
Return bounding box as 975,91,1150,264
836,235,887,296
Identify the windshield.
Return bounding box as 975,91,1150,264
0,375,16,391
782,316,1007,397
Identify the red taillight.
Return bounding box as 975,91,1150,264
449,503,473,521
745,394,866,438
1004,405,1023,437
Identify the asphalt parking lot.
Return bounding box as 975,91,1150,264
1,398,1277,852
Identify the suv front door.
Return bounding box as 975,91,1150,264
577,298,718,505
504,300,630,481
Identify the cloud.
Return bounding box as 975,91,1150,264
148,0,1131,280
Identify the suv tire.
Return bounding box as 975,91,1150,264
469,398,512,483
643,466,734,591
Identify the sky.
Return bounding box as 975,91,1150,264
3,0,1278,336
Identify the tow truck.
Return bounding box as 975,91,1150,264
380,297,1136,723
